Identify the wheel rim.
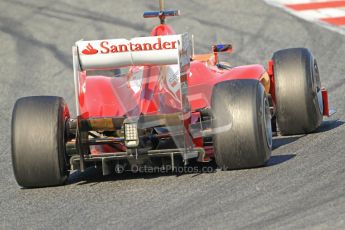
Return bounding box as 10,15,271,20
314,62,323,114
264,97,272,149
316,89,323,114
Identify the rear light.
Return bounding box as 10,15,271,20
124,122,139,148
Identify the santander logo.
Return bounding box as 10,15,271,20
82,43,98,55
81,38,177,56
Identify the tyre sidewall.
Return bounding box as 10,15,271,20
11,96,69,188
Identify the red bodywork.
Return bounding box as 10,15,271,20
77,24,270,158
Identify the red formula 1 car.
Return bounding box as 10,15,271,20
11,1,332,188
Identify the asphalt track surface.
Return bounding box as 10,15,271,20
0,0,344,229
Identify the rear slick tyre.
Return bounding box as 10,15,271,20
211,79,272,170
272,48,323,135
11,96,69,188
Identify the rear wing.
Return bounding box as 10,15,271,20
72,33,191,115
74,34,189,71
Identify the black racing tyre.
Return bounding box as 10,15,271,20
211,79,272,170
11,96,69,188
272,48,323,135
